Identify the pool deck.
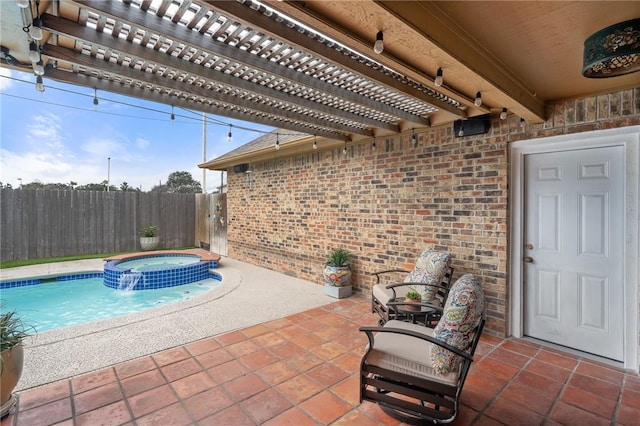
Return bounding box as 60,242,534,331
104,249,221,263
0,253,334,392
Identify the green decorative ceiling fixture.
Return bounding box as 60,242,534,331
583,18,640,78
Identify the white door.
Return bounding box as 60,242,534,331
523,146,624,361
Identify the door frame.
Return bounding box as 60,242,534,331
509,126,640,370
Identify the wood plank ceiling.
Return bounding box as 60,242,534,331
15,0,478,143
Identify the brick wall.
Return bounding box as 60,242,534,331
225,88,640,336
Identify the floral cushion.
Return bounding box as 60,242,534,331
403,250,451,301
430,274,484,374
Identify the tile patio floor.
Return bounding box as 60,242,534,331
2,295,638,426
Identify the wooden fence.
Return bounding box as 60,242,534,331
0,189,198,262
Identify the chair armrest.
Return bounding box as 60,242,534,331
370,269,409,284
359,326,473,361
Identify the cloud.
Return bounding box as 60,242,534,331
0,68,14,90
135,137,150,149
26,112,64,150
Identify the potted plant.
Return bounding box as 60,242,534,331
405,290,422,311
139,225,159,251
1,308,31,417
322,248,353,298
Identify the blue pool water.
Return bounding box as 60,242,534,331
1,275,221,333
115,255,200,272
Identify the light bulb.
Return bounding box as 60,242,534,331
93,89,99,107
35,76,45,92
28,41,40,63
275,141,280,150
17,0,30,8
372,138,376,149
434,68,443,87
33,60,44,76
474,92,482,107
500,107,507,120
227,126,232,143
458,128,464,137
411,129,417,145
312,136,317,149
170,106,175,123
31,18,43,40
373,31,384,54
343,145,347,155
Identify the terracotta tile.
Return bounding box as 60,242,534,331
306,363,349,388
331,352,362,373
616,403,640,425
484,396,545,424
624,375,640,393
16,380,70,410
16,398,72,425
622,387,640,410
135,402,193,426
276,324,308,340
511,370,563,398
285,351,325,372
195,347,234,369
285,312,313,324
289,332,326,349
241,323,271,338
73,382,124,415
310,340,347,361
498,339,540,357
223,373,269,401
115,357,156,380
120,369,167,397
300,390,352,424
472,414,510,425
334,332,369,351
569,372,621,401
171,371,216,399
357,400,405,426
476,356,519,381
183,386,234,420
314,325,346,340
127,384,178,418
256,361,299,385
486,347,530,369
240,349,278,371
560,384,616,418
185,337,221,356
71,368,117,394
268,341,305,359
461,369,508,411
198,405,255,426
75,401,131,426
251,332,287,348
479,334,504,346
576,361,624,386
160,357,202,382
276,374,323,404
151,347,191,367
332,409,381,426
214,330,247,346
208,359,250,383
330,376,360,406
535,349,579,370
550,400,610,426
240,388,292,424
264,317,293,331
454,404,481,425
262,407,318,426
525,359,572,383
297,319,326,332
226,339,260,358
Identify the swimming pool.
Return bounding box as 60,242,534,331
0,273,221,332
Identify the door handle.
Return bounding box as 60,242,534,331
524,256,534,263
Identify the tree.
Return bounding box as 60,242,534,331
165,171,202,193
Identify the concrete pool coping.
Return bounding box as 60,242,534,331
0,255,335,391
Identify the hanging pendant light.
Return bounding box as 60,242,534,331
373,31,384,54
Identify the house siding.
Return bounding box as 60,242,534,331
225,88,640,337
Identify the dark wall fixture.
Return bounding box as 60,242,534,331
453,114,491,137
233,164,249,173
583,18,640,78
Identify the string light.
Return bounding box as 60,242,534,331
28,41,40,63
93,88,99,107
373,31,384,54
434,68,443,87
474,92,482,107
170,105,175,122
275,133,280,150
312,135,317,150
500,107,508,120
372,137,376,149
32,60,44,76
411,128,417,145
343,141,347,155
458,120,464,137
227,124,233,142
35,75,44,92
30,1,43,41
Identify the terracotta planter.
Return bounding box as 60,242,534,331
405,298,422,311
139,236,159,251
1,344,24,418
322,264,352,287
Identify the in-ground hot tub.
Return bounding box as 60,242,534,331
104,253,218,290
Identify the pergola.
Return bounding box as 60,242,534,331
1,1,638,146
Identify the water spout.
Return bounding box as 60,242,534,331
117,271,143,290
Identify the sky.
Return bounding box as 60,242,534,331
0,68,274,192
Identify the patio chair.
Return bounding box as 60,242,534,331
370,250,452,326
360,273,485,424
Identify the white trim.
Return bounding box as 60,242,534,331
509,126,640,371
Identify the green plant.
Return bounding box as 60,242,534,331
326,248,352,267
139,225,158,237
1,307,32,353
405,291,422,301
